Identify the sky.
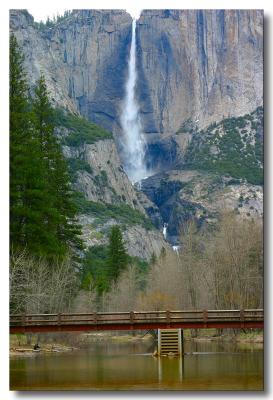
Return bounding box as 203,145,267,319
28,7,142,22
28,8,68,22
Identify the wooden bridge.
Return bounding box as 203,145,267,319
10,309,263,333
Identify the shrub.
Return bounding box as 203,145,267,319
81,245,149,293
74,193,154,230
184,107,263,185
52,108,112,146
67,158,93,182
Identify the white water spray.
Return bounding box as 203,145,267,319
172,245,181,253
163,223,168,240
120,19,148,183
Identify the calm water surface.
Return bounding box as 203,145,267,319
10,339,263,391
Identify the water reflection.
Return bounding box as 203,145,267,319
158,356,185,383
10,340,263,391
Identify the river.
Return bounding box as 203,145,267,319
10,339,263,391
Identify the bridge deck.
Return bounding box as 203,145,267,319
10,309,264,333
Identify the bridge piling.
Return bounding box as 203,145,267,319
158,328,183,356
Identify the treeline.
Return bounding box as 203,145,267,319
10,207,263,315
10,34,83,261
10,225,133,314
33,10,72,30
77,212,263,313
81,225,148,297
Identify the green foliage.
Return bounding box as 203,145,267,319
52,108,112,146
80,226,129,295
67,158,93,182
81,245,109,292
106,226,128,283
10,37,83,260
176,118,196,134
10,35,49,255
74,193,154,230
31,75,84,259
81,240,149,294
33,10,72,30
94,170,108,187
184,109,263,185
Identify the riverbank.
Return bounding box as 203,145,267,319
9,331,153,357
10,329,263,358
183,329,263,344
181,329,263,343
10,333,80,357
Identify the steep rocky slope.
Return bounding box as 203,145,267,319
137,10,263,170
54,109,169,258
137,9,263,134
141,169,263,245
10,9,132,135
141,108,263,244
10,9,263,249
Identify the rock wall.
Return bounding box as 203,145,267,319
61,135,170,259
137,9,263,135
141,169,263,245
10,9,263,142
63,139,145,211
10,9,263,251
10,9,132,135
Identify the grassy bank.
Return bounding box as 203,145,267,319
183,328,263,343
10,331,154,357
10,334,78,357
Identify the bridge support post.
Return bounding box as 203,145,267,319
178,329,184,355
158,328,183,356
157,329,161,355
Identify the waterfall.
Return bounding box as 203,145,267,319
120,19,147,183
163,223,168,240
172,245,181,253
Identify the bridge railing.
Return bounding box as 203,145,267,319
10,309,264,327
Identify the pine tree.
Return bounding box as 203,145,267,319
10,38,83,260
106,226,128,282
32,75,84,259
10,35,48,252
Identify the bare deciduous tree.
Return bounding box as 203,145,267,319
10,250,79,314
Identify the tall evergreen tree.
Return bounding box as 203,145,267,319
10,35,48,252
106,226,128,282
32,75,84,259
10,37,83,259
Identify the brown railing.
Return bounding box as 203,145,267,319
10,309,264,333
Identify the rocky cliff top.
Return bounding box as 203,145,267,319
11,9,263,139
137,9,263,135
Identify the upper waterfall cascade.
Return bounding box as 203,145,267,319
120,19,148,183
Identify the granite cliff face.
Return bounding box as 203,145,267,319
141,107,263,244
10,10,263,143
10,9,263,249
57,121,169,259
63,139,144,209
10,9,132,135
137,10,263,135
